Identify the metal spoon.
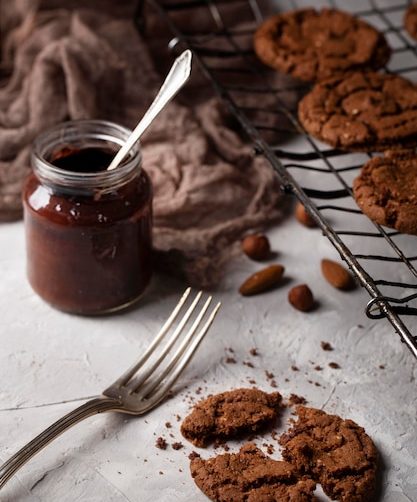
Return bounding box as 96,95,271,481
107,49,192,171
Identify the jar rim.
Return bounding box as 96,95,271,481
31,119,141,193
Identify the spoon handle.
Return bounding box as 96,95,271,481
107,50,192,171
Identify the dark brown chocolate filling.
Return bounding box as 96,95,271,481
51,146,116,173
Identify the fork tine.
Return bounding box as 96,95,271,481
141,302,221,411
126,290,203,391
132,295,213,394
116,287,191,386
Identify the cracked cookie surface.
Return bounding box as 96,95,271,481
280,406,378,502
353,151,417,234
254,8,390,82
405,3,417,40
190,443,316,502
181,388,282,447
298,71,417,151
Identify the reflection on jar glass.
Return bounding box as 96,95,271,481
23,120,153,315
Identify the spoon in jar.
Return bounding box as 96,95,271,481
107,49,192,171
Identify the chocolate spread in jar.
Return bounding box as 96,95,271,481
23,143,152,315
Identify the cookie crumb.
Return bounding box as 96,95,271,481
265,370,274,379
314,365,323,371
155,437,167,450
244,361,255,368
288,393,307,406
172,442,184,450
189,451,200,460
379,364,385,370
165,422,172,428
291,365,299,372
321,341,333,351
226,357,237,364
329,362,341,369
249,348,259,356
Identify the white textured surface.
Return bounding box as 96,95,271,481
0,214,417,502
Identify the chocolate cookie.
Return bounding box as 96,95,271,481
254,8,390,82
190,443,316,502
298,71,417,151
405,4,417,40
353,151,417,234
280,406,378,502
181,388,282,447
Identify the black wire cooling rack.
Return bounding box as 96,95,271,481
136,0,417,359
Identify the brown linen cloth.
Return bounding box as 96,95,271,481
0,0,285,287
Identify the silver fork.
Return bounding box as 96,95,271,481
0,288,220,489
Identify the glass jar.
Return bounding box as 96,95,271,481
23,120,153,315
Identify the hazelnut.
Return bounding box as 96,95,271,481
241,233,271,261
288,284,314,312
295,202,317,228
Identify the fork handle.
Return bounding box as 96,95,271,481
0,396,119,490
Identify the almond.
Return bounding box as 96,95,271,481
241,234,271,261
239,264,284,296
321,259,355,290
288,284,314,312
295,202,317,228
